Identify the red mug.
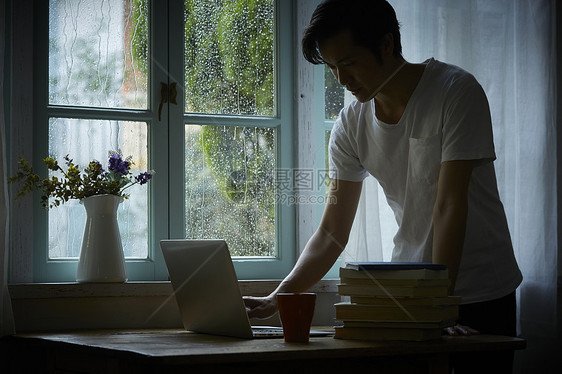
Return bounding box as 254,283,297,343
276,293,316,343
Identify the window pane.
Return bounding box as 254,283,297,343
49,0,148,109
48,118,149,259
183,0,275,116
184,125,276,256
325,65,344,120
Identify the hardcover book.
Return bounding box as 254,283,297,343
337,283,449,298
340,264,448,280
345,262,446,271
335,302,459,322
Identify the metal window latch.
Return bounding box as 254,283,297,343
158,82,178,121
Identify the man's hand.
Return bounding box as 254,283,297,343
243,295,278,319
444,324,480,336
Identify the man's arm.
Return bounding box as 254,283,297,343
432,160,474,295
244,179,363,319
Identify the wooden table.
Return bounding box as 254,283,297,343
2,329,526,374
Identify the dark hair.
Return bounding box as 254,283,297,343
302,0,402,65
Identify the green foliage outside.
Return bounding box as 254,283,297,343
185,126,276,256
183,0,277,256
130,0,149,83
184,0,274,116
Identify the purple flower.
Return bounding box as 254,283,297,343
108,153,130,175
135,172,153,185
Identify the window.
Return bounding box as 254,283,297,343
29,0,294,281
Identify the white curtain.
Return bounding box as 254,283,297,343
345,0,557,341
1,0,15,337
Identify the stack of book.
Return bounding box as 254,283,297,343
334,262,460,341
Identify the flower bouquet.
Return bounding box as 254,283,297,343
9,150,154,208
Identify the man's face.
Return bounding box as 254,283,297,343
318,30,387,103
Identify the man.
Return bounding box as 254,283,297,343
245,0,522,371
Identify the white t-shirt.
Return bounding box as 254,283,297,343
329,58,522,304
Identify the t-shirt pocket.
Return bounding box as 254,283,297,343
408,134,442,185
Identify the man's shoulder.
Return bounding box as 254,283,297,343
339,99,372,124
426,59,480,89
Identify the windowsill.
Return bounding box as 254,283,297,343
8,280,341,332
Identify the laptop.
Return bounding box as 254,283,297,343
160,239,331,339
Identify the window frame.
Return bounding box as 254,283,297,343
20,0,295,282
